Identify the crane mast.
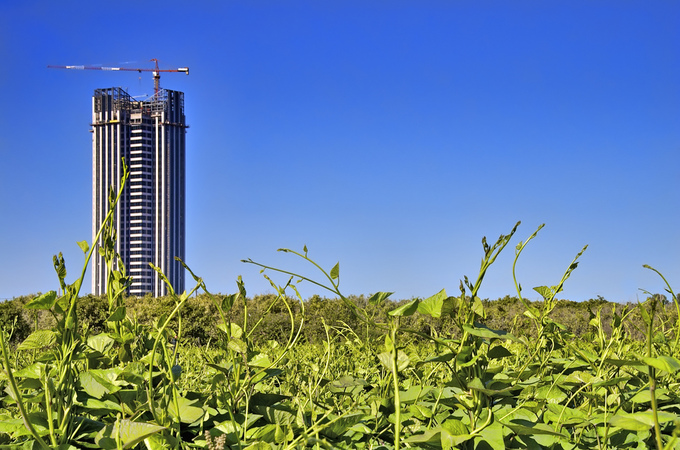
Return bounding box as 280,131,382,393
47,59,189,95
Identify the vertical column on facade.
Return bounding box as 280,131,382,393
154,113,164,296
91,96,101,294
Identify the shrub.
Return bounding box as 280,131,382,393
0,298,31,344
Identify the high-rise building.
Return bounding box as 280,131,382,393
91,87,186,297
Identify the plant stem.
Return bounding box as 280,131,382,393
0,330,50,449
390,321,401,450
646,300,663,450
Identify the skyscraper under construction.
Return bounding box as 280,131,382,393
91,87,186,297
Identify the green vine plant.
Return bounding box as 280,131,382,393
0,162,132,448
6,154,680,450
244,222,562,449
512,223,588,377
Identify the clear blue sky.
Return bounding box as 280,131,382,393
1,1,678,303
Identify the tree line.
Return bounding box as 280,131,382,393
0,292,670,347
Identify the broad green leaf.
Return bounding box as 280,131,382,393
467,377,485,391
228,338,247,354
608,412,660,431
534,286,555,300
17,330,56,351
107,305,126,322
417,289,452,318
640,355,680,373
441,418,468,435
256,405,297,426
400,385,432,403
330,262,340,280
475,419,505,450
274,423,294,443
409,404,434,420
544,387,568,405
17,413,49,437
455,345,477,367
88,334,116,354
487,345,513,359
96,420,166,449
368,291,393,305
118,362,146,386
530,433,565,449
441,419,472,449
221,293,237,312
80,372,111,399
378,351,410,372
467,379,516,397
328,375,369,397
13,363,44,379
144,433,177,450
329,375,368,391
457,352,481,368
81,398,124,414
389,298,420,316
603,359,645,369
230,323,243,339
545,404,589,427
77,240,90,254
80,369,123,398
248,423,276,442
503,419,566,437
249,353,272,368
417,351,456,365
592,376,630,388
251,368,283,385
630,388,670,404
441,431,473,449
0,417,25,435
24,291,57,310
168,396,205,424
406,428,441,446
471,296,485,318
462,323,519,342
53,295,70,315
319,413,364,439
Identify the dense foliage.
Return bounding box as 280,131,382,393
1,166,679,449
2,293,667,348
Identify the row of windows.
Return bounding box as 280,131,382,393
130,174,153,181
129,257,152,263
130,199,153,205
129,180,153,187
130,243,153,249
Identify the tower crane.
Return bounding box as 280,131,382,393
47,58,189,95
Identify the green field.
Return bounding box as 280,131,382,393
1,168,679,449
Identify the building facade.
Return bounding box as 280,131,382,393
91,87,186,297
